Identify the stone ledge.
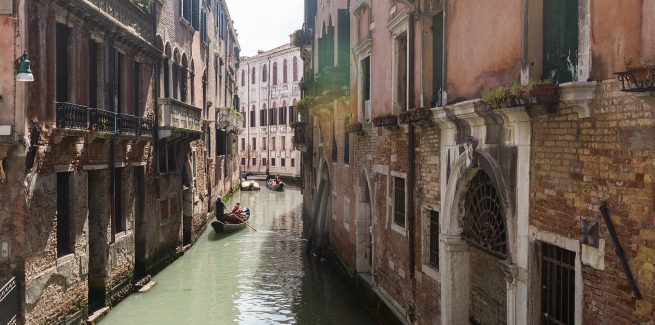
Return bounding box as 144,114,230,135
559,81,597,119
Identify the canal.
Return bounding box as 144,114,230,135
100,183,378,325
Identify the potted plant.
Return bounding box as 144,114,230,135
373,114,398,128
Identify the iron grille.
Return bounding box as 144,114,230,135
56,102,88,130
540,242,576,325
118,113,139,135
89,108,116,133
463,172,507,258
393,177,405,227
139,118,154,136
0,277,18,325
429,210,439,267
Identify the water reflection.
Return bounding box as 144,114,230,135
100,183,377,325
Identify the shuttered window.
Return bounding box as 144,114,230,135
394,177,406,227
543,0,578,83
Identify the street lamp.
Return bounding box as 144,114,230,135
15,51,34,82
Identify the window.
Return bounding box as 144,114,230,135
56,23,70,102
291,158,295,167
262,158,267,166
216,130,227,156
272,137,276,150
271,158,276,166
261,137,267,150
394,32,408,113
540,242,576,325
269,106,277,125
432,13,444,107
262,64,268,82
180,65,188,103
429,210,439,267
114,168,125,233
252,158,256,166
201,10,208,44
159,141,177,173
250,106,256,127
393,177,406,227
241,158,245,165
163,58,171,98
115,51,125,113
241,138,245,151
56,172,72,257
362,56,371,118
279,102,287,124
272,62,278,85
281,158,286,167
181,0,199,30
251,67,256,84
89,40,99,108
543,0,578,83
293,56,298,81
281,136,286,150
260,105,268,126
288,105,296,124
283,59,288,83
252,138,256,150
241,70,245,86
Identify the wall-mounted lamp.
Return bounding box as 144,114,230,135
16,51,34,82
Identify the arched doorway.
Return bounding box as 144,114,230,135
355,171,372,273
462,171,508,325
440,150,516,325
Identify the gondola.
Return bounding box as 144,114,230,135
211,209,250,234
240,180,261,191
266,179,285,191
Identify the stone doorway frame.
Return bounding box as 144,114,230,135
439,150,519,324
355,169,373,273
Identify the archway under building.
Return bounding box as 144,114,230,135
355,170,373,273
308,162,331,255
440,149,516,325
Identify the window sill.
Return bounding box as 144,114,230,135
56,253,75,266
391,223,406,236
421,263,440,281
179,17,195,33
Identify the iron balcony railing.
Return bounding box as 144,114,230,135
0,277,19,325
55,102,153,137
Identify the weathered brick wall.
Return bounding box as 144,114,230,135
531,81,655,324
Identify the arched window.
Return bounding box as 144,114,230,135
250,105,256,127
251,67,256,84
262,64,268,82
293,57,298,81
272,62,278,85
260,103,267,126
280,100,287,124
241,70,245,86
283,59,288,83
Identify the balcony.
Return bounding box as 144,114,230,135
55,102,153,142
55,0,157,55
158,98,202,135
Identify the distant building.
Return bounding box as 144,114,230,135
237,44,303,178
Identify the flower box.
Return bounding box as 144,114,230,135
615,65,655,92
399,108,432,123
523,83,559,105
372,114,398,128
345,122,363,134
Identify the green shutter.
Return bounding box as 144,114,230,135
543,0,578,83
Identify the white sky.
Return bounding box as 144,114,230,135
225,0,304,57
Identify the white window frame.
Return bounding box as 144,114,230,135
387,11,410,115
353,39,373,123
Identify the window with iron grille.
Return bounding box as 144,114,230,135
429,210,439,267
271,158,276,166
540,242,576,325
56,172,72,257
393,177,405,227
262,158,267,166
281,158,286,167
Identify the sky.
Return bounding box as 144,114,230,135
225,0,304,57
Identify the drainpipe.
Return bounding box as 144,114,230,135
152,2,161,177
407,12,416,279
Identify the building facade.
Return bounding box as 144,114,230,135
238,44,303,178
299,0,655,324
0,0,241,324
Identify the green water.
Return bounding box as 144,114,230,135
100,184,378,325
